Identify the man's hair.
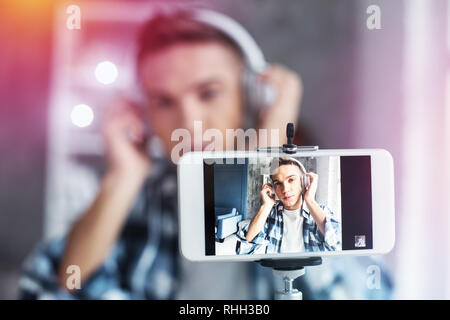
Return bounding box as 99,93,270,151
136,10,244,66
269,157,305,182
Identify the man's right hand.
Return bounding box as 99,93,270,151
260,183,276,207
245,183,276,242
102,98,151,180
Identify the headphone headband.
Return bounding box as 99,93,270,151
192,9,267,72
270,157,306,175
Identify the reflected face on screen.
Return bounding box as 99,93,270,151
271,164,303,210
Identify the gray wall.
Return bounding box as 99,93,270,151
211,0,359,147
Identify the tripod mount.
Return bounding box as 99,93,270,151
256,123,322,300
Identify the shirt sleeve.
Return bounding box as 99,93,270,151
19,236,133,300
235,210,273,255
316,205,342,251
19,237,75,299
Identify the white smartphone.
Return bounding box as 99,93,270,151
177,149,395,261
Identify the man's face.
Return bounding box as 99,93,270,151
139,42,243,156
272,164,303,209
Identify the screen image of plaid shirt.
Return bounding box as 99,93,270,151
236,200,341,254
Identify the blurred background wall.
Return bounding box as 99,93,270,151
0,0,449,299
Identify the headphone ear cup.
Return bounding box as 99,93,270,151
243,69,260,108
304,175,311,191
301,174,309,198
242,69,256,129
242,69,278,130
301,175,305,197
242,69,277,117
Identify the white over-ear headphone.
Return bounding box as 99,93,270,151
293,158,311,197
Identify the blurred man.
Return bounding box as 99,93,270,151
20,9,301,299
20,9,392,300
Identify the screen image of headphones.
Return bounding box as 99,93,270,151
131,8,276,132
297,160,311,197
263,175,278,200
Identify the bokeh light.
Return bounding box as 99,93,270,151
70,104,94,128
95,61,118,85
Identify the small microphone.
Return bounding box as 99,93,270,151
282,123,297,154
286,123,294,145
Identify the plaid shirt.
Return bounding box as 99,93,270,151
19,157,391,300
19,158,273,300
236,200,341,254
19,159,182,299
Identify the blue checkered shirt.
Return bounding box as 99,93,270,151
236,200,341,254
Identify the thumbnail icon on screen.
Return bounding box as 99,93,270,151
355,235,366,248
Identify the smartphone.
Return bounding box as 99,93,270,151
177,149,395,261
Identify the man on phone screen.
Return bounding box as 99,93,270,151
236,157,341,254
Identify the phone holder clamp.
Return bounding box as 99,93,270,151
255,123,322,300
258,257,322,300
256,123,319,154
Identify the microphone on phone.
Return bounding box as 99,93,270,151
283,123,297,154
286,123,294,145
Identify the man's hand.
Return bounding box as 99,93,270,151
245,183,276,242
102,98,151,180
304,172,318,205
303,172,327,236
59,98,153,287
257,64,303,147
260,183,276,207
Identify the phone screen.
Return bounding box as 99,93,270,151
203,155,373,256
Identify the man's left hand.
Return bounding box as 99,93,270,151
257,64,303,147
